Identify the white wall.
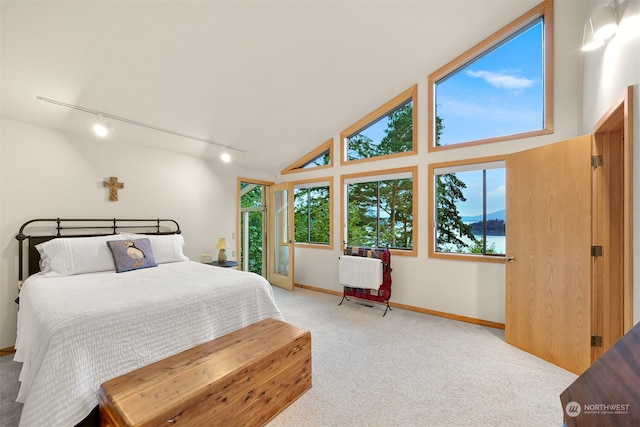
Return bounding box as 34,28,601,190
0,118,272,348
288,0,593,326
581,0,640,324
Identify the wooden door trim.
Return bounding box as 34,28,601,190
237,178,274,274
267,183,295,291
593,86,634,333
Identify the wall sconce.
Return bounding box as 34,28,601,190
582,2,618,51
590,4,618,40
215,237,230,263
582,22,605,51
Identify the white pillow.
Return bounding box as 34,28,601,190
36,234,128,276
123,233,188,264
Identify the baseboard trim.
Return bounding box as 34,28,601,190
0,346,16,356
295,283,505,330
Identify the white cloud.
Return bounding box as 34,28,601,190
465,70,535,91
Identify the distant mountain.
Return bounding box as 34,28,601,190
462,209,505,223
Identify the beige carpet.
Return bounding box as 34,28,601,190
0,286,577,427
267,286,577,427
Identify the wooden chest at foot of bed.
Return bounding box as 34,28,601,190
98,318,312,427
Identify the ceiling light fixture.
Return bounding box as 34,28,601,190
36,96,247,156
220,151,231,163
93,114,112,138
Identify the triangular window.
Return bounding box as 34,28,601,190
281,139,333,175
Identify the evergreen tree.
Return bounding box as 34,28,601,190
294,187,330,244
434,114,477,251
346,102,413,248
240,184,265,274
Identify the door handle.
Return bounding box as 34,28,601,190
505,256,515,263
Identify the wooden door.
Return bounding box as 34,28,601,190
267,183,295,291
505,135,592,375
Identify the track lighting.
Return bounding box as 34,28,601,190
37,96,247,156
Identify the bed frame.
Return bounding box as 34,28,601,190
16,218,181,287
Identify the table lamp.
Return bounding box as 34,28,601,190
215,237,230,263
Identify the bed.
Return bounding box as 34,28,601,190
13,218,284,427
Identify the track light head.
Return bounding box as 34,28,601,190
93,115,112,138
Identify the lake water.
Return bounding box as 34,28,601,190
482,235,506,254
458,234,506,255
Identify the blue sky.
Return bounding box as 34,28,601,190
455,169,505,218
436,18,544,146
435,18,543,217
349,19,543,217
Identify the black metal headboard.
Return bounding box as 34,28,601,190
16,218,181,285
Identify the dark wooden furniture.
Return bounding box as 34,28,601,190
99,318,312,427
209,260,239,268
559,321,640,426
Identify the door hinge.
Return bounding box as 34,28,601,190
591,335,603,347
591,155,603,168
591,245,603,257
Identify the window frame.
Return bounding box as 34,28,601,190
340,85,418,165
427,0,554,152
236,177,274,274
292,176,334,250
341,166,418,257
428,156,506,264
281,139,333,175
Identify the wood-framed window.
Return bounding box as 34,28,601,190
428,0,553,152
293,176,333,249
281,139,333,175
428,156,506,263
341,85,417,165
341,166,417,257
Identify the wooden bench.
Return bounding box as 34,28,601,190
99,318,312,427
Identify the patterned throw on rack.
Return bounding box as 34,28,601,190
339,246,393,315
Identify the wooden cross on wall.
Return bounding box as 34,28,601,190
104,176,124,201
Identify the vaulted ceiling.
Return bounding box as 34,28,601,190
1,0,545,173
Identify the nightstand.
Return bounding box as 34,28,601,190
209,260,238,268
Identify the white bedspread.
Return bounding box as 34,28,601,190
14,261,284,427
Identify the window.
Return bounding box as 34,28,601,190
293,178,333,248
342,167,417,256
429,158,505,262
281,139,333,175
341,85,418,165
238,178,272,275
428,1,553,151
